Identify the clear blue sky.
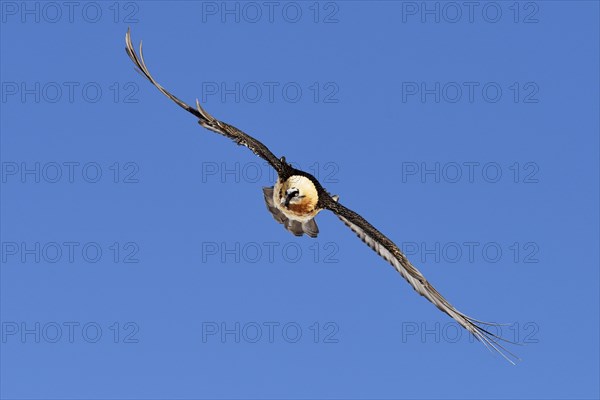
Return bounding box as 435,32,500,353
1,1,599,399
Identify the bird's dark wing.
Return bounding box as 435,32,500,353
325,198,520,364
125,29,284,174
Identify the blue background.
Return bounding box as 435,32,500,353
1,1,599,399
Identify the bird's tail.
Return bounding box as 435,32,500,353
262,187,319,238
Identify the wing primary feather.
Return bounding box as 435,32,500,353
195,98,215,123
326,199,521,364
125,30,203,119
124,28,284,174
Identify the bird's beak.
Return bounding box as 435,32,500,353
284,192,304,207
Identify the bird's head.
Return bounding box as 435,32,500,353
280,175,319,212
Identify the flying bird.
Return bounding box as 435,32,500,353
125,29,519,364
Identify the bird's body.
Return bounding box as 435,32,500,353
273,174,321,221
125,29,519,364
263,168,326,237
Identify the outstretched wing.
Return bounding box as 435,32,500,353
325,198,520,364
125,29,284,174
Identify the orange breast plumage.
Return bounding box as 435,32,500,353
287,200,316,216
